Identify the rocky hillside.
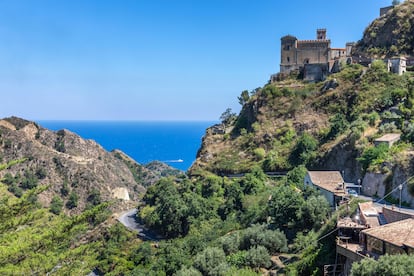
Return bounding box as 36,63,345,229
112,150,183,187
0,117,180,214
353,0,414,58
190,3,414,207
191,61,414,206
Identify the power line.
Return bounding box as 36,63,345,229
375,174,414,207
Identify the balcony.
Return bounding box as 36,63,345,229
336,239,366,262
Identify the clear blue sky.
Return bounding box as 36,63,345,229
0,0,392,121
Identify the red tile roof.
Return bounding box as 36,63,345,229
362,218,414,247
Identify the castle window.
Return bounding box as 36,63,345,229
287,57,290,62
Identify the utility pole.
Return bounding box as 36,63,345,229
399,184,403,209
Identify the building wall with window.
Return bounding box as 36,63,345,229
280,30,331,74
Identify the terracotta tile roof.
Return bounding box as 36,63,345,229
307,171,345,195
362,218,414,247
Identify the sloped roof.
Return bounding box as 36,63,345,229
362,218,414,247
307,171,345,195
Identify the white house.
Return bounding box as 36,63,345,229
304,171,346,208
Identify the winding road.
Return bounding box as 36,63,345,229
118,208,161,241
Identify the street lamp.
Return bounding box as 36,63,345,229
357,179,361,195
399,184,403,209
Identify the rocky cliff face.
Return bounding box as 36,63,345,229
0,117,179,214
353,0,414,57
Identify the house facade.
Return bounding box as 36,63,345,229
333,203,414,275
304,171,346,208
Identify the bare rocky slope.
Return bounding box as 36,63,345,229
0,116,180,214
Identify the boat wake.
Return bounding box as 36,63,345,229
163,159,184,163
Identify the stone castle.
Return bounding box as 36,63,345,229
272,27,409,83
275,29,353,82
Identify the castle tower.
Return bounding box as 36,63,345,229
280,35,298,73
317,29,327,40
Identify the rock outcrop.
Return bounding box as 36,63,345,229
353,0,414,57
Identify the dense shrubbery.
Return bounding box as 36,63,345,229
351,254,414,276
0,180,130,275
357,143,389,172
134,165,333,274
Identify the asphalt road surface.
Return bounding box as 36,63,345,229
118,209,161,241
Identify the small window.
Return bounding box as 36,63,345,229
287,57,290,62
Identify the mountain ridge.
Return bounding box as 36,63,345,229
0,116,180,214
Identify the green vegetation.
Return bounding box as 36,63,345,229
220,108,237,127
133,165,334,274
185,56,414,274
0,181,141,275
357,0,414,57
3,8,414,272
66,191,79,209
50,195,64,214
357,143,390,172
351,254,414,276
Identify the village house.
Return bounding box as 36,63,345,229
333,202,414,275
387,57,407,75
304,171,347,208
361,218,414,256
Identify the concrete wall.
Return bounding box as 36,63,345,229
303,63,328,82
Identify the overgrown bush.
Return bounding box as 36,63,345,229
357,143,389,172
66,191,79,209
351,254,414,276
194,247,229,276
245,246,271,269
50,195,63,215
253,147,265,160
290,133,318,166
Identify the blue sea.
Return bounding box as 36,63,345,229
38,121,215,171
